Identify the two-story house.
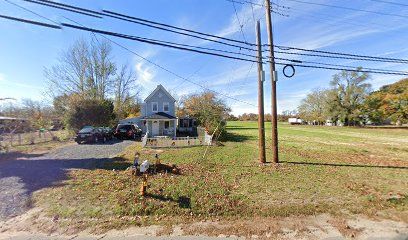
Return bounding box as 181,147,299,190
120,85,177,138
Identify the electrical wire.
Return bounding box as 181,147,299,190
7,0,408,78
274,62,408,75
277,58,408,74
24,0,258,48
22,0,101,18
275,50,408,64
276,45,408,63
231,0,248,43
370,0,408,8
283,0,408,19
0,14,61,29
61,22,259,63
22,0,408,64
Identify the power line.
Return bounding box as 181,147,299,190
8,0,408,77
23,0,101,18
22,0,408,64
275,50,408,64
276,45,408,63
0,14,61,29
61,22,259,63
283,0,408,19
370,0,408,7
226,0,291,16
3,12,406,76
275,62,408,76
101,10,257,52
231,0,248,43
5,0,58,24
277,58,408,74
8,0,259,107
24,0,258,48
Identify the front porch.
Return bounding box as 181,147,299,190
145,119,177,138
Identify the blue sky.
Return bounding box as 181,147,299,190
1,0,408,115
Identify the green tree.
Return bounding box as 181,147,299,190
328,68,372,126
64,97,115,131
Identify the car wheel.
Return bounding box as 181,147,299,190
103,136,107,143
94,136,98,143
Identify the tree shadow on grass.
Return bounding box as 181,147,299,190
281,160,408,170
223,131,252,142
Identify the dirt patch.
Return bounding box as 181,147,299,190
1,211,407,239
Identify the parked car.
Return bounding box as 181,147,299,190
75,126,105,144
114,124,142,140
98,127,114,141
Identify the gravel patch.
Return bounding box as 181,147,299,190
0,140,134,221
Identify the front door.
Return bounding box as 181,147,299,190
152,120,159,136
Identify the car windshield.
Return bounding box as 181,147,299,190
79,127,93,133
117,125,132,130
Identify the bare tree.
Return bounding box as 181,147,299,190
113,64,141,120
45,39,116,100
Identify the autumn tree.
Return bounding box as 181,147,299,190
179,91,231,136
364,78,408,125
298,88,330,125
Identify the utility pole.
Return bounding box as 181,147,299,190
265,0,279,163
256,20,266,164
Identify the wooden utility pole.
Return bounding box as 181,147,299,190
256,20,266,164
265,0,279,163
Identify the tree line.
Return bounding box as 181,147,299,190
298,69,407,126
227,110,298,122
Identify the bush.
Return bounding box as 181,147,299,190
64,97,115,131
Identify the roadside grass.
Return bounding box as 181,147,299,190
34,121,408,231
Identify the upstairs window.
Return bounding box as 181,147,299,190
152,102,158,112
163,102,169,112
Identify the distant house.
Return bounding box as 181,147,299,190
120,85,199,138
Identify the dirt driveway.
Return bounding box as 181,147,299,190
0,140,134,221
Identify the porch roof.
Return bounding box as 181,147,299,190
142,112,177,120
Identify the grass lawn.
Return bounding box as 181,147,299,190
34,121,408,231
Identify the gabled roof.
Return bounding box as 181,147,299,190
144,84,176,102
142,112,177,120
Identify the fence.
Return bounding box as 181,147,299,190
142,130,212,148
0,130,56,149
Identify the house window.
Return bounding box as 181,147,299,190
164,121,170,129
152,102,158,112
163,102,169,112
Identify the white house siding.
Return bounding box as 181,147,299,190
141,86,176,117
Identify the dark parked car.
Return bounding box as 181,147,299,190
98,127,114,141
114,124,142,140
75,126,105,144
